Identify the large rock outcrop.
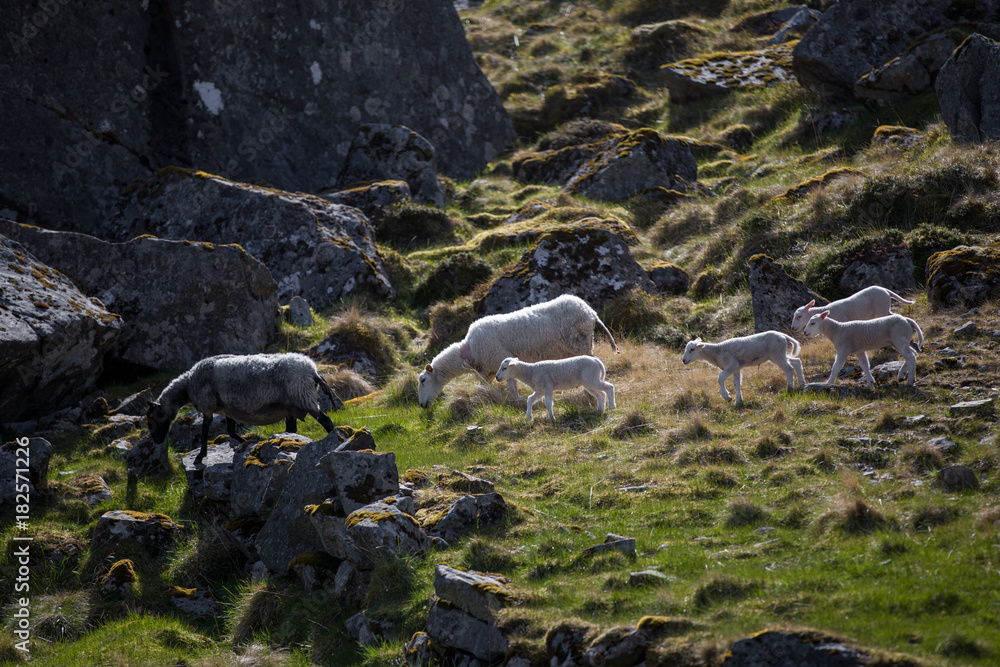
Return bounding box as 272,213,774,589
514,129,697,202
0,221,279,370
792,0,999,100
0,0,514,233
108,168,393,307
478,227,656,315
936,34,1000,143
0,235,121,421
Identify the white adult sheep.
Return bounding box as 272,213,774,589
802,311,923,388
790,286,913,331
146,353,344,464
417,295,618,408
494,355,615,422
682,331,806,406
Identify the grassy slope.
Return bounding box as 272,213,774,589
3,1,1000,666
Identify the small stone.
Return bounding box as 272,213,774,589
288,296,314,327
926,437,958,454
949,398,995,420
954,321,978,337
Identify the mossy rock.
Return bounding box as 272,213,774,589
660,42,797,102
622,20,710,76
927,244,1000,309
477,227,656,315
872,125,921,147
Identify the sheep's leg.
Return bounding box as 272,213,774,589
195,414,211,464
309,409,336,434
227,417,246,443
285,417,297,433
732,369,744,406
825,351,849,386
544,392,556,422
717,369,733,403
789,357,805,389
857,352,874,389
584,387,605,412
900,346,917,386
602,381,615,410
525,392,540,420
774,355,796,391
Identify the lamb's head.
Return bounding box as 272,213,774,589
803,311,829,337
495,357,518,382
681,338,703,365
790,300,816,331
146,401,176,444
418,364,443,408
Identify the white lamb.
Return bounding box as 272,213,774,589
803,311,923,388
494,355,615,422
417,294,618,408
682,331,806,406
790,286,914,331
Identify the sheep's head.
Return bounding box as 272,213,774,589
803,311,829,337
790,300,816,331
681,338,703,365
418,364,442,408
495,357,518,382
146,401,175,444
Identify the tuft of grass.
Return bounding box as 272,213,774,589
691,576,761,608
724,499,769,528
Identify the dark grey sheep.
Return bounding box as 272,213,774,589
146,353,344,463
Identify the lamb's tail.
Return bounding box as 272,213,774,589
316,372,345,410
782,332,801,357
594,316,620,354
886,288,915,305
907,317,924,352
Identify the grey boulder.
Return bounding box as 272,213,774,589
936,33,1000,143
478,227,655,315
0,220,279,370
0,235,121,421
109,168,392,308
337,125,445,208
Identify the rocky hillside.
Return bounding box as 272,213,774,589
2,1,1000,666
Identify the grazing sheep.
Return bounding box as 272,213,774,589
494,355,615,422
418,295,618,407
682,331,805,406
790,286,913,331
146,353,344,464
803,311,923,388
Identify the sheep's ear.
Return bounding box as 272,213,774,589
807,300,815,307
696,343,705,349
820,311,829,319
458,341,472,361
425,364,433,372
